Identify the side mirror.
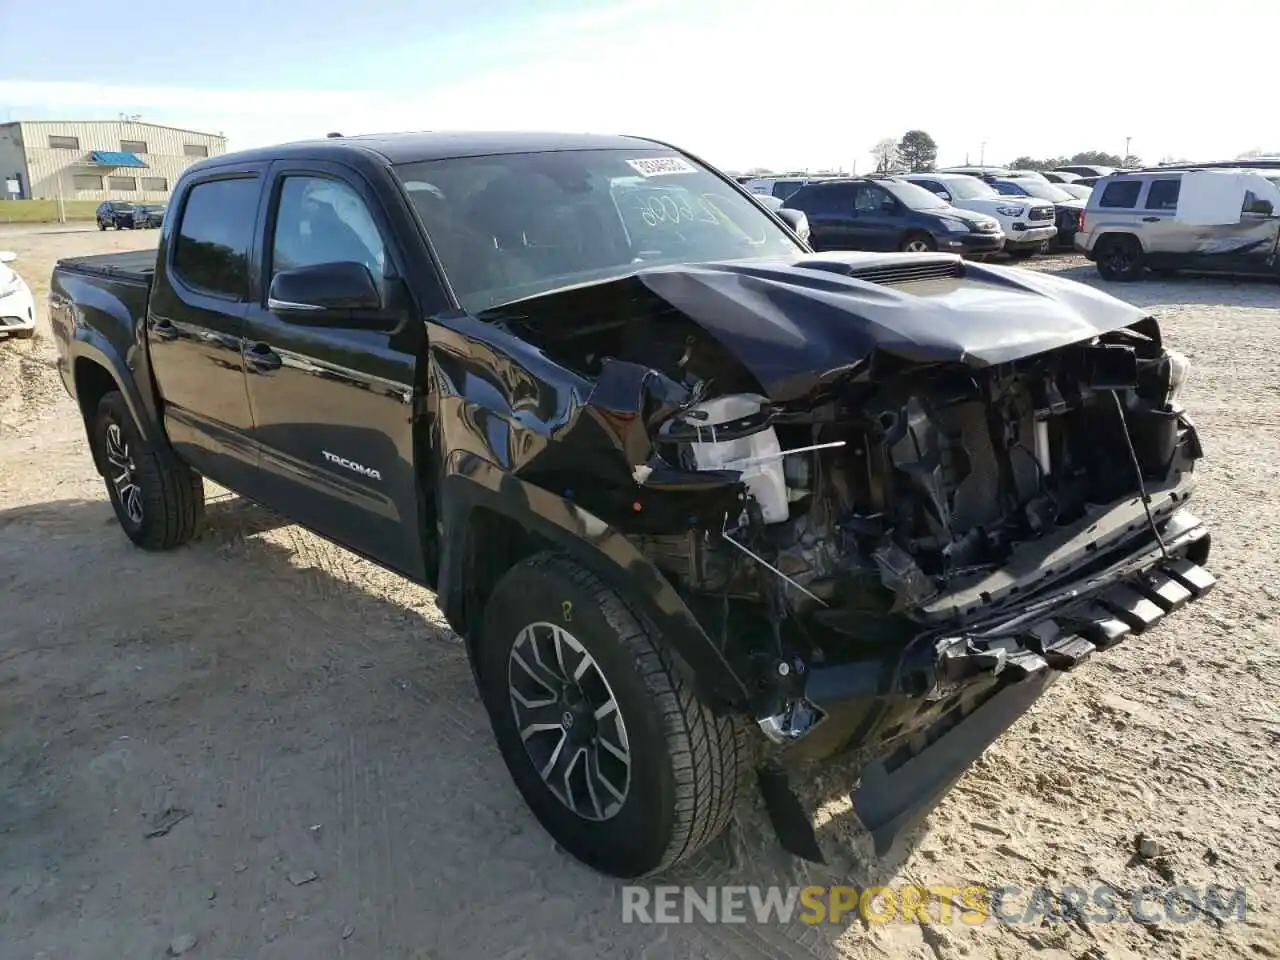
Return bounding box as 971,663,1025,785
267,261,391,326
0,251,15,264
938,191,952,202
776,208,807,234
1246,199,1274,216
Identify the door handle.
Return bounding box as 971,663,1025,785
1141,216,1162,222
242,341,282,373
151,318,178,341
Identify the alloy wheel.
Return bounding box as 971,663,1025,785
1105,244,1132,274
903,239,932,253
507,621,631,821
104,422,143,525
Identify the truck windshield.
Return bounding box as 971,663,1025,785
943,177,997,200
393,150,803,313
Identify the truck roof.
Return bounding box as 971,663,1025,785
192,130,667,170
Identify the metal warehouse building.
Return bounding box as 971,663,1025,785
0,120,227,202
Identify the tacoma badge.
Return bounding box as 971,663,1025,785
322,451,382,480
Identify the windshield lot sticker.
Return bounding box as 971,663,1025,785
626,156,697,178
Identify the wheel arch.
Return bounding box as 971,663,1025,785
436,453,751,710
1095,229,1147,253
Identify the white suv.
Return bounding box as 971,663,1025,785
897,173,1058,257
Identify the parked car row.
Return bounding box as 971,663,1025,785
96,201,167,230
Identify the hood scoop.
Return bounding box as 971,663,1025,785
795,254,966,288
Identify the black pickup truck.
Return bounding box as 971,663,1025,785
50,131,1215,880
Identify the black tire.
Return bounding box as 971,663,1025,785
1006,246,1036,260
92,391,204,550
98,222,107,231
899,232,936,253
1095,235,1144,281
476,552,748,878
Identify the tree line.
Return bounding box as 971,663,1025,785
748,133,1268,179
871,134,1144,174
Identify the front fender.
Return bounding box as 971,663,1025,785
437,452,751,709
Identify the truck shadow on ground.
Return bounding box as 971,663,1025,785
0,494,937,958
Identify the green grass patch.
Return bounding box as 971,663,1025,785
0,200,100,223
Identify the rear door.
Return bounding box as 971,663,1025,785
146,166,266,491
789,182,858,251
239,160,428,579
1092,177,1145,252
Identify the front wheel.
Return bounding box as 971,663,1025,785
899,232,936,253
92,391,204,550
476,553,748,878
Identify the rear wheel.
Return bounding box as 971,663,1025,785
1096,235,1144,281
899,232,936,253
476,553,748,878
92,391,204,550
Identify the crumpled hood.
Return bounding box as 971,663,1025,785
632,252,1151,401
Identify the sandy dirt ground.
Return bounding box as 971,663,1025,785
1,229,1277,960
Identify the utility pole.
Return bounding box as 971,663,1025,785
979,142,987,167
1124,136,1132,166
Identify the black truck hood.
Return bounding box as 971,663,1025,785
488,252,1151,403
632,253,1149,400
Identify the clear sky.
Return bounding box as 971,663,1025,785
0,0,1272,171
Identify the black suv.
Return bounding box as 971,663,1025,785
96,201,138,230
782,177,1004,255
134,203,167,228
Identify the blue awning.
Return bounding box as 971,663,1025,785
89,151,148,168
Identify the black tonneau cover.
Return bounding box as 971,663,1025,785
56,249,155,285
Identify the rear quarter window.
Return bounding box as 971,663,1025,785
1098,180,1142,209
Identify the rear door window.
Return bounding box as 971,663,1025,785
1143,179,1181,211
171,177,260,300
1099,180,1142,209
790,182,856,215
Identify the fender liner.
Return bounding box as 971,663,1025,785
436,452,751,709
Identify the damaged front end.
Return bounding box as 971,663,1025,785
474,252,1214,863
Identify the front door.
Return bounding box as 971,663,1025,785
1134,177,1203,271
850,183,899,250
146,167,265,491
239,161,428,580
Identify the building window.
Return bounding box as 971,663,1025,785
140,177,169,191
108,176,138,192
48,135,80,150
121,139,148,154
183,144,209,158
73,174,105,190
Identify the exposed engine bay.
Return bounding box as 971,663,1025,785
487,253,1204,690
649,332,1195,617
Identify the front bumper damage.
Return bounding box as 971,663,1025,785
754,506,1213,865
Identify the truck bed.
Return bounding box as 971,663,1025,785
56,250,155,285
